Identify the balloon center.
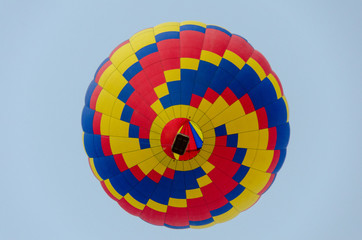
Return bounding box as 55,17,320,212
161,118,204,161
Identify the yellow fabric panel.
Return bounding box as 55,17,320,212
189,159,199,170
109,137,140,155
103,179,123,200
197,175,212,187
116,54,139,75
252,150,274,172
180,20,207,28
150,117,164,132
129,28,156,52
147,199,168,213
246,58,266,80
168,198,187,207
230,188,260,212
201,161,214,174
89,158,103,181
108,118,129,137
180,57,199,70
103,71,128,97
205,97,229,120
195,155,208,167
190,222,215,229
123,148,154,168
154,83,169,99
150,99,164,115
186,188,203,199
110,42,134,67
176,105,188,119
213,207,239,223
175,161,185,171
166,158,177,170
110,100,126,119
164,69,180,82
268,73,282,99
258,129,269,150
200,138,214,152
99,115,110,136
138,157,159,175
222,50,245,70
211,101,245,127
237,131,259,149
164,106,176,120
154,22,180,35
283,96,289,122
95,90,116,116
124,193,146,210
200,50,222,66
197,98,212,116
225,112,259,134
200,120,214,133
240,169,271,193
154,163,167,175
198,114,212,130
97,64,116,87
242,149,256,167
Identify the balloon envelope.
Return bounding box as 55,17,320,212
82,21,290,229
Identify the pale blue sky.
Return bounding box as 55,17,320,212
1,0,362,239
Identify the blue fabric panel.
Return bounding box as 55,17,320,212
122,169,140,188
232,148,247,164
209,68,233,94
192,167,206,179
84,81,97,107
135,43,158,60
184,171,199,190
164,224,190,229
228,79,247,99
180,70,195,105
210,202,233,216
159,95,172,108
93,156,121,179
226,134,238,147
81,106,95,134
83,133,97,158
151,177,172,205
225,184,245,201
189,218,214,226
265,98,288,128
155,31,180,42
192,82,208,97
248,78,277,110
273,149,287,174
118,83,135,102
232,165,249,183
235,64,261,92
120,105,134,122
128,124,139,138
275,123,290,150
180,24,205,33
139,138,150,149
123,62,142,81
109,173,132,196
129,188,149,205
206,25,232,37
195,61,218,86
219,58,240,76
134,176,157,199
214,125,227,136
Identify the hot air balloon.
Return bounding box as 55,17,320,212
82,21,290,229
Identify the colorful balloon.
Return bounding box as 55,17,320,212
82,21,290,229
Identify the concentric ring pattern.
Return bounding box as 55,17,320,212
82,21,290,229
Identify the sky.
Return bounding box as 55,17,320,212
1,0,362,239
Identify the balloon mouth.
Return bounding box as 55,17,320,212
161,118,204,160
